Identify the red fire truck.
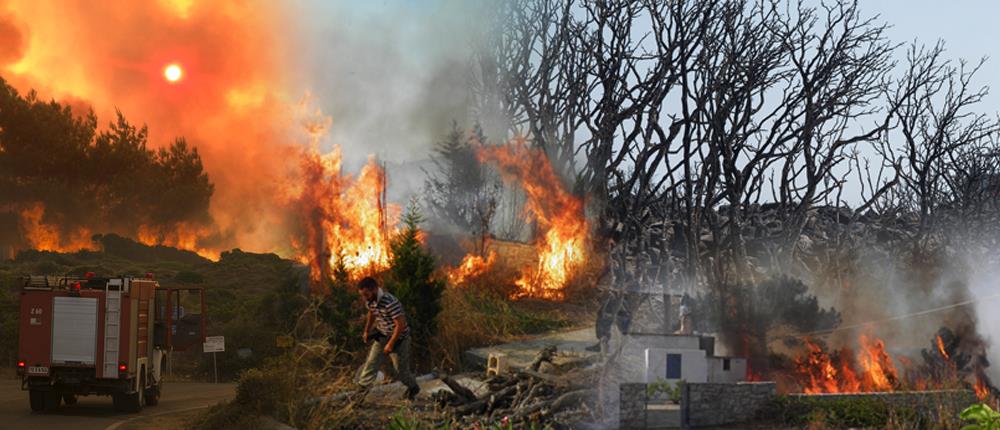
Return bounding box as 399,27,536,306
15,274,205,412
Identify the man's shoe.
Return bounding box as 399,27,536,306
405,385,420,401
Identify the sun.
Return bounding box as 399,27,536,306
163,63,184,83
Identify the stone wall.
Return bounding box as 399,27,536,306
622,382,978,429
619,383,648,430
786,390,979,423
681,382,777,428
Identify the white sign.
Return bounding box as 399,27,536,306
203,336,225,353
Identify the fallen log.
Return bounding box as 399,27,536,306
549,388,595,413
441,375,477,403
454,384,518,417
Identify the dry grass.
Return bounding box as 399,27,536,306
431,264,592,372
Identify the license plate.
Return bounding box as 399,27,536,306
27,366,48,375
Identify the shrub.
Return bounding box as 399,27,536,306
387,202,445,368
235,366,297,417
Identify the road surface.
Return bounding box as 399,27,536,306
0,378,235,430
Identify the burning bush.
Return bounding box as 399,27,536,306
784,327,997,399
476,139,589,301
293,146,398,289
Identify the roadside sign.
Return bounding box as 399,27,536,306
204,335,225,384
203,336,225,353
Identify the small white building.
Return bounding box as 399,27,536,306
619,333,747,384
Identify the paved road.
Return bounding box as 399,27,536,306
0,378,235,430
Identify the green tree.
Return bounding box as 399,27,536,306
423,122,501,253
387,202,445,367
318,262,363,350
0,76,214,250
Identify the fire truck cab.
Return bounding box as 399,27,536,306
15,275,205,413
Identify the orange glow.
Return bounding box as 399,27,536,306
18,203,96,253
293,145,399,289
794,335,899,394
1,0,299,256
137,223,219,261
163,63,183,83
447,251,496,286
477,138,588,301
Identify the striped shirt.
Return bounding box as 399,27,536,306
367,289,410,338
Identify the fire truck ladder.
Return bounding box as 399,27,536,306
102,279,123,378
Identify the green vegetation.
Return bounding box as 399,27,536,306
647,379,684,404
192,355,305,430
961,403,1000,430
386,202,445,368
388,410,553,430
762,395,925,428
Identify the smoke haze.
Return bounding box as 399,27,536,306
0,0,492,255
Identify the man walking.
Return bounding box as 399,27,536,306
356,276,420,400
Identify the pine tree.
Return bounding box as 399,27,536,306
387,201,445,367
422,121,501,253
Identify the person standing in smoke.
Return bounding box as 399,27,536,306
676,294,692,335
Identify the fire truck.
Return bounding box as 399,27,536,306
15,274,205,412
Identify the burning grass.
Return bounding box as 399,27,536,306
788,330,995,400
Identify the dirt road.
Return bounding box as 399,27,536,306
0,378,235,430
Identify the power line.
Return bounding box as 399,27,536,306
786,291,1000,339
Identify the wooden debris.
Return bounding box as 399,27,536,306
433,346,599,427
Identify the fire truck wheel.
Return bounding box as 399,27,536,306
28,390,46,412
43,390,61,411
113,377,144,413
145,378,160,406
62,393,78,405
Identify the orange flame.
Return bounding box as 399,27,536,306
18,203,96,253
477,138,588,301
136,223,220,261
447,251,496,286
294,146,397,288
976,377,991,401
935,335,952,361
857,334,898,392
795,335,898,393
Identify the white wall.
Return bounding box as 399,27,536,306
707,357,747,383
644,348,708,383
619,334,705,382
